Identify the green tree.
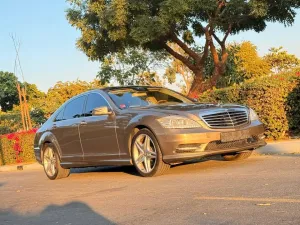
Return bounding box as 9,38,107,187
66,0,300,97
264,47,300,73
98,48,166,85
214,41,270,87
0,71,19,112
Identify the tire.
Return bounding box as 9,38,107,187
43,143,70,180
222,150,253,161
131,129,170,177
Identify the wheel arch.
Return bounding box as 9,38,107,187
38,132,62,163
127,124,162,157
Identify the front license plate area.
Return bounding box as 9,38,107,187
221,130,251,143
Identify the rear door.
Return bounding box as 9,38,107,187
79,92,119,162
51,96,86,162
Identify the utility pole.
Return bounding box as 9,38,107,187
11,34,32,131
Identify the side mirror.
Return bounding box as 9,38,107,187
92,106,112,116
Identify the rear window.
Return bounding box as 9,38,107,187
55,108,65,122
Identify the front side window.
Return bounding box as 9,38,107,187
63,96,86,120
107,87,192,109
84,93,109,116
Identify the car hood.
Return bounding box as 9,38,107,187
128,103,248,117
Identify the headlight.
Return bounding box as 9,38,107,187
157,116,201,129
249,108,259,121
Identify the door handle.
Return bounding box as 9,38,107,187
52,124,57,129
80,121,87,125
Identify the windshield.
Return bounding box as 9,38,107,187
107,87,192,109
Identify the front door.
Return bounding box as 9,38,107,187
79,93,119,162
52,96,86,162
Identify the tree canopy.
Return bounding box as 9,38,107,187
98,48,166,85
264,47,300,73
66,0,300,96
0,71,19,112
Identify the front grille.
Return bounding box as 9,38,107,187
201,109,249,128
205,136,258,152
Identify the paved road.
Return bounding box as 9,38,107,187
1,153,300,225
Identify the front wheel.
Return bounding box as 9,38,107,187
222,150,253,161
43,143,70,180
131,129,170,177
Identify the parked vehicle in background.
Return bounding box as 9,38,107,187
34,86,266,179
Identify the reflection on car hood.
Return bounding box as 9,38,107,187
141,103,245,110
128,103,248,115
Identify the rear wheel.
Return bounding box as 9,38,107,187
222,150,253,161
131,129,170,177
43,143,70,180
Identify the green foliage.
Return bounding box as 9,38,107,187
0,131,36,166
233,41,270,79
19,133,36,163
66,0,299,95
67,0,300,57
0,112,22,135
30,108,47,126
98,48,167,85
199,69,300,140
287,76,300,135
264,47,300,73
0,71,19,112
0,137,15,166
203,41,270,88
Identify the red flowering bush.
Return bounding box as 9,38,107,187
0,129,37,166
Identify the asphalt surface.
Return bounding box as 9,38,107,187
1,153,300,225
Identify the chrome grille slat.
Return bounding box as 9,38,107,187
200,109,249,128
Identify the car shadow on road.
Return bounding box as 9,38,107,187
71,165,140,176
171,155,224,168
0,201,114,225
69,156,225,177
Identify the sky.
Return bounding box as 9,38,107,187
0,1,300,93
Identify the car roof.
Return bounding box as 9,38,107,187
101,85,164,92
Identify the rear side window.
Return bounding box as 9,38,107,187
84,93,109,117
63,96,86,120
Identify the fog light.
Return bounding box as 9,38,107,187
176,144,205,153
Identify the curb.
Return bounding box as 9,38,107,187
256,140,300,155
0,162,42,172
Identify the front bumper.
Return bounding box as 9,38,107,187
156,120,266,163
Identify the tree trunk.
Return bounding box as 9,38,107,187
211,62,226,87
187,70,206,98
187,62,227,99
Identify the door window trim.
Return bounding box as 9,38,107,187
61,95,87,121
82,91,114,117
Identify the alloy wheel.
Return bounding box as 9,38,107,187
133,134,157,174
43,147,57,177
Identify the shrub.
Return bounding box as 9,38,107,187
199,69,300,140
0,129,37,166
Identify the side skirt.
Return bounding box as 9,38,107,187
60,158,132,169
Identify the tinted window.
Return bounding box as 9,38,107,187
63,96,86,120
55,108,65,121
84,93,109,116
107,87,192,109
